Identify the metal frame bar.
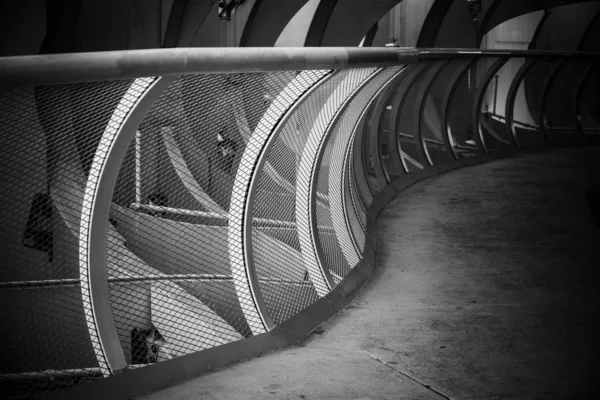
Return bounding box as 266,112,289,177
505,58,537,148
346,139,368,247
574,62,597,141
472,57,509,153
328,67,403,267
442,59,478,160
228,69,332,333
366,66,413,184
79,76,173,376
539,59,568,144
347,132,367,219
384,64,429,173
343,139,365,252
415,59,454,166
390,62,434,171
349,68,407,218
355,103,376,201
296,68,380,296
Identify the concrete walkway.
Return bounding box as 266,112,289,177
142,146,600,400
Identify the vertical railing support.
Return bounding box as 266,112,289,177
80,76,174,376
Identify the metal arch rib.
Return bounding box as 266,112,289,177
296,68,380,297
328,67,404,267
367,66,413,184
79,76,174,376
505,59,537,148
472,58,509,153
228,70,333,334
574,62,597,141
355,105,376,203
337,68,406,256
414,59,454,166
389,62,432,172
229,89,330,207
442,59,478,160
538,59,567,144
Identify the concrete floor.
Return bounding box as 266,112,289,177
141,146,600,400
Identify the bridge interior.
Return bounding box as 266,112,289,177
0,1,599,399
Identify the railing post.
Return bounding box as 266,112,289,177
296,68,378,294
415,59,453,166
505,58,537,148
442,59,477,160
471,57,509,153
79,76,174,376
389,62,433,171
227,70,331,332
539,59,567,144
574,62,597,142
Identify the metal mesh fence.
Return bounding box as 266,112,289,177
248,70,344,323
351,112,375,207
107,72,307,363
511,60,547,147
345,152,367,254
544,60,581,144
0,81,132,397
446,57,497,158
579,64,600,135
419,60,466,165
1,51,595,399
315,67,405,279
375,65,414,179
362,98,385,194
396,61,441,171
479,57,522,152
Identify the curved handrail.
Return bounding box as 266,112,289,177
1,48,599,87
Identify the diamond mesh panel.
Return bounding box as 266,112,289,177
379,64,423,175
396,61,442,171
345,153,366,253
370,66,411,181
511,60,547,147
479,57,521,151
579,64,600,135
362,99,384,194
447,58,498,158
0,81,132,396
347,138,367,228
315,67,403,278
107,72,302,364
2,50,591,399
544,60,580,144
250,71,354,322
354,104,377,202
419,60,465,165
297,68,377,290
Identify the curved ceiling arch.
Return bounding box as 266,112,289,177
305,0,408,47
240,0,309,46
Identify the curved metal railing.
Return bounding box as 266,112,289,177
0,48,597,398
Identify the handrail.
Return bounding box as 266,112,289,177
1,47,598,86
